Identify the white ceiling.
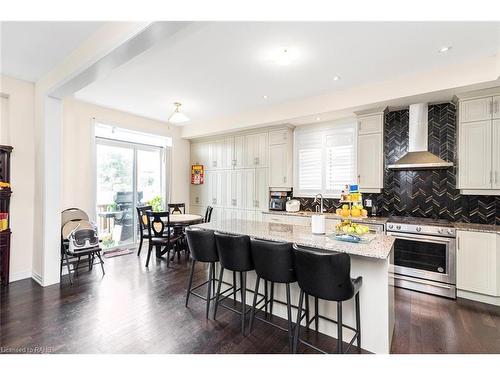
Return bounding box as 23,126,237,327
74,22,500,127
1,21,104,82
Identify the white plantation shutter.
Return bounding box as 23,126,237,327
294,122,356,197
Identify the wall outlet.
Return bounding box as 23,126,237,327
364,199,372,207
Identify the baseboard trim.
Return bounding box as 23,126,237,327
9,270,32,282
457,289,500,306
32,271,43,286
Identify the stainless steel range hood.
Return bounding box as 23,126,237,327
387,103,453,170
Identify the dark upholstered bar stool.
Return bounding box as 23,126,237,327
213,232,254,334
248,238,297,351
292,244,363,354
185,227,219,319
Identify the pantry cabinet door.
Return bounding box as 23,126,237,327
234,136,245,169
222,137,234,169
241,169,255,210
255,168,269,211
458,120,492,189
493,120,500,189
460,97,493,123
269,144,287,187
228,170,245,209
457,231,497,296
357,133,383,190
493,96,500,120
209,140,224,169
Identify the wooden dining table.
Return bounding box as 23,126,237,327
157,214,204,259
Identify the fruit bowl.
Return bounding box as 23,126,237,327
335,220,370,236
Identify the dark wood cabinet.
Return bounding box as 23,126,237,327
0,145,12,285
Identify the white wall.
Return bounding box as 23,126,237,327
62,97,190,220
0,75,36,281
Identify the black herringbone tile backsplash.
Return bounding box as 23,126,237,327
295,103,500,224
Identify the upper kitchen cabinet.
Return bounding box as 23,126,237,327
458,120,492,189
269,128,293,188
208,140,225,169
459,97,493,123
190,141,210,167
355,109,386,193
494,96,500,119
245,132,268,168
233,136,245,169
457,89,500,195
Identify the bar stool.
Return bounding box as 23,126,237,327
185,227,219,319
292,244,362,354
248,238,297,352
213,232,253,334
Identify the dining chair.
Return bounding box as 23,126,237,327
144,211,182,267
204,206,214,223
168,203,185,215
136,205,152,256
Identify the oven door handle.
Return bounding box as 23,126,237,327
386,231,454,244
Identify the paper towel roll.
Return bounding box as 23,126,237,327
311,215,325,235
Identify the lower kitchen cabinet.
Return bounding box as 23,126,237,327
457,230,500,297
262,213,310,226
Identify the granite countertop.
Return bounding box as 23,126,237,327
193,219,395,260
261,210,389,225
453,222,500,234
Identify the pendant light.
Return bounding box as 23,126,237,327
168,102,189,124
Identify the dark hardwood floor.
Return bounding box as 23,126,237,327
1,251,500,354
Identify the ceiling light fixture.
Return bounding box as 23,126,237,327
263,95,268,99
269,47,299,66
333,76,341,81
168,102,189,124
438,46,452,53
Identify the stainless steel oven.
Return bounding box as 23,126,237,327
386,217,456,299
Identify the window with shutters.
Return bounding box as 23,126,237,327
294,121,356,198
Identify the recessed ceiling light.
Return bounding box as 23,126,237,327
268,47,299,66
333,76,341,81
316,117,321,121
263,95,268,99
438,46,452,53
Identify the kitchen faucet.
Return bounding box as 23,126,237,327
314,193,323,214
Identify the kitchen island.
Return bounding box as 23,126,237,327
193,218,395,354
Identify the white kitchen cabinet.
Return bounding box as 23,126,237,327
245,133,268,168
234,136,245,169
255,168,269,211
189,204,204,216
190,184,204,206
457,230,499,296
493,120,500,189
358,113,384,135
227,170,244,209
459,97,493,123
190,142,210,167
269,129,289,145
493,96,500,119
269,144,288,187
458,120,492,189
205,170,225,207
262,213,310,226
222,137,235,169
355,109,385,193
208,140,224,170
357,133,383,191
241,169,256,210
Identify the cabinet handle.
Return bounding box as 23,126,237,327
232,199,236,206
283,176,286,183
495,101,499,114
195,197,199,203
255,157,260,165
212,161,217,167
489,101,493,115
232,159,236,167
358,174,361,183
490,171,493,184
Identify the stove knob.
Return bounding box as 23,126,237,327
396,225,401,230
388,224,393,229
447,228,454,235
437,228,443,234
416,227,422,232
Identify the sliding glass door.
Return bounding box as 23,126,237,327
96,138,165,250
